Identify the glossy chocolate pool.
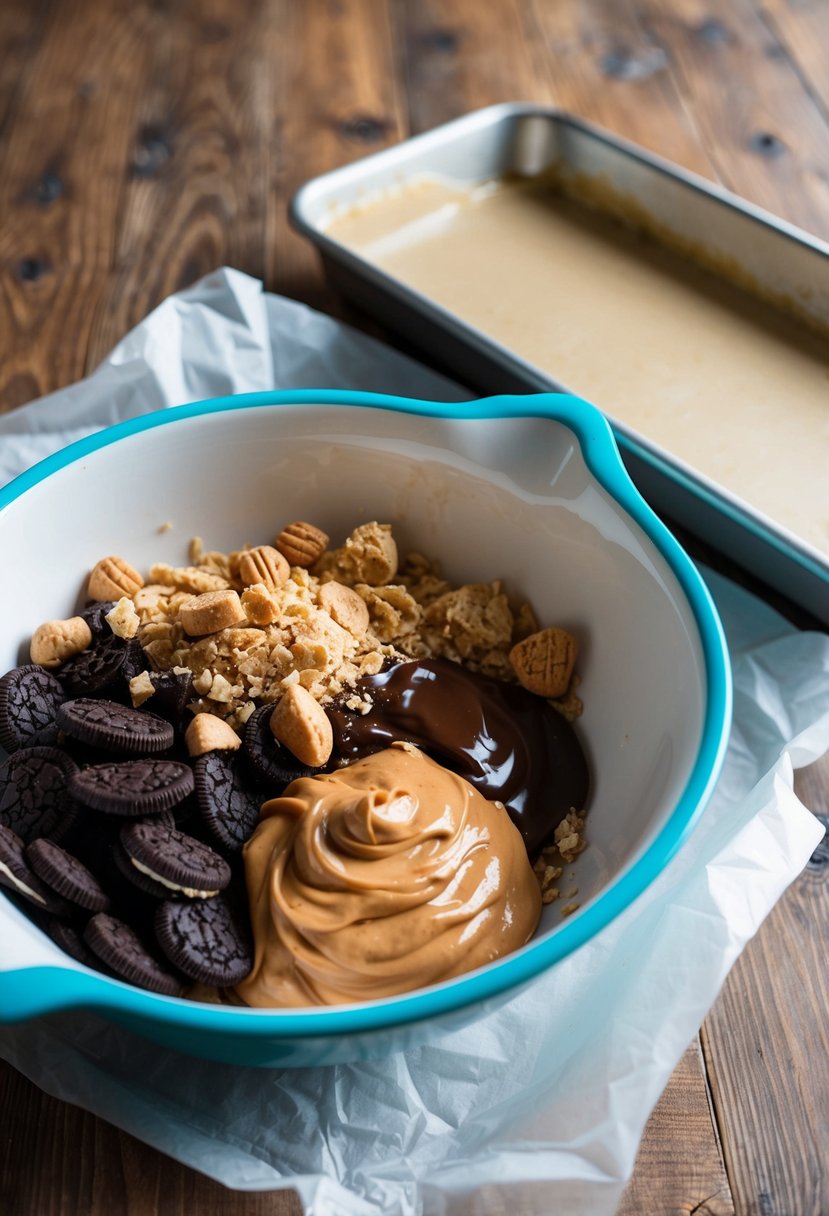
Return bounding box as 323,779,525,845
328,658,589,858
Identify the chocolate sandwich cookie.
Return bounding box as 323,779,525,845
243,703,320,790
69,758,194,816
112,839,179,900
25,837,111,912
144,670,194,735
79,601,116,636
0,745,79,842
0,664,67,753
56,805,122,876
155,895,253,986
82,804,177,899
0,824,74,915
84,912,184,996
56,633,127,697
164,792,200,832
120,821,231,898
41,917,102,969
193,751,263,853
119,638,146,687
57,698,174,755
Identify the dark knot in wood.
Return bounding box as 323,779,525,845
600,46,667,81
132,126,173,177
695,18,733,46
17,257,48,282
337,114,389,144
749,131,785,158
419,28,459,54
807,815,829,872
35,171,64,205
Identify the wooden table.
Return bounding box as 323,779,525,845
1,2,827,1212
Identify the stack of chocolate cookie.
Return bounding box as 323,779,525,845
0,618,311,1000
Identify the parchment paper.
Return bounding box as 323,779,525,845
1,268,827,1216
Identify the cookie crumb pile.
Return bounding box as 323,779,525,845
0,518,588,1002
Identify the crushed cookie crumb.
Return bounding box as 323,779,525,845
133,521,579,730
533,810,587,904
124,517,587,880
554,810,587,864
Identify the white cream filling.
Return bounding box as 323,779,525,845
0,859,46,905
130,856,218,900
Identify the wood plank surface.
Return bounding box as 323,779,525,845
394,0,553,136
85,0,283,368
271,0,408,307
639,0,829,238
0,1072,302,1215
529,0,718,175
619,1040,734,1216
701,754,829,1216
0,1,827,1213
0,1,155,407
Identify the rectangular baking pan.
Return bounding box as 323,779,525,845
290,104,829,626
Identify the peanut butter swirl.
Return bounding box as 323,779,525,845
236,743,541,1008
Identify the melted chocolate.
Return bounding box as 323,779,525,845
328,658,589,859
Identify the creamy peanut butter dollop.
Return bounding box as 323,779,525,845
235,742,541,1008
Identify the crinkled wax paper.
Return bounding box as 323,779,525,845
1,269,827,1216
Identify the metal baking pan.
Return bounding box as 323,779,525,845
290,104,829,626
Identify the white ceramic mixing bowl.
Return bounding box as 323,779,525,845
0,389,731,1065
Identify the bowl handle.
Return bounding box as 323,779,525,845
0,965,121,1022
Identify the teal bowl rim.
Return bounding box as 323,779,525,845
0,388,732,1036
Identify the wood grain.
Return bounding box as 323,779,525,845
0,1063,301,1214
0,0,52,142
701,753,829,1216
619,1040,734,1216
527,0,718,175
0,0,155,408
393,0,553,136
271,0,408,307
85,0,282,369
638,0,829,238
0,0,827,1213
759,0,829,121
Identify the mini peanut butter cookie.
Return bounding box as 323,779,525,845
242,703,320,789
30,617,92,668
318,582,370,637
185,713,241,757
274,521,329,567
179,590,246,637
239,582,279,626
238,545,290,591
509,627,578,699
88,556,144,602
270,684,333,768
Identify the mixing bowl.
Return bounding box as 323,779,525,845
0,390,731,1066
